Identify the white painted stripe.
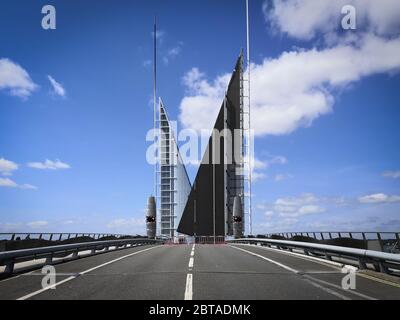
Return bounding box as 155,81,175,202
303,275,377,300
190,250,194,257
304,278,351,300
188,257,194,268
184,273,193,300
17,245,159,300
236,243,345,269
230,245,299,273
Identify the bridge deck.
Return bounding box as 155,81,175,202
0,244,399,300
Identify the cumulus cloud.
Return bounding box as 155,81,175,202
264,0,400,40
27,159,70,170
382,171,400,179
358,193,400,204
274,193,325,217
47,75,66,97
0,177,37,190
0,158,18,176
0,58,38,98
179,26,400,138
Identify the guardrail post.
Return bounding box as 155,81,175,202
58,234,63,241
378,261,389,274
358,258,367,270
338,232,341,238
304,249,309,256
349,233,353,239
320,233,324,240
325,253,332,261
11,233,15,241
46,255,53,264
67,234,71,240
5,261,14,274
362,233,366,240
328,233,332,240
72,250,78,259
49,234,53,241
39,233,42,240
396,233,400,241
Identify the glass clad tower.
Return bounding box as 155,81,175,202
158,99,191,238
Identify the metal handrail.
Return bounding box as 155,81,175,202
228,238,400,274
0,238,162,275
0,233,136,241
261,232,400,241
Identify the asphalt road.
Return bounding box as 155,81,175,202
0,243,399,300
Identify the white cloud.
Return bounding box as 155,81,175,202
179,36,400,137
27,220,48,229
0,158,18,176
0,177,18,188
274,193,324,217
0,58,38,98
27,159,71,170
298,205,325,215
382,171,400,179
264,0,400,40
358,193,400,204
47,75,66,97
19,184,37,190
0,177,37,190
163,43,183,65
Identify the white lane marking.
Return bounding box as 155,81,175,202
184,273,193,300
236,243,345,269
231,244,377,301
192,244,195,250
303,275,377,300
17,245,160,300
188,257,194,268
230,245,299,273
190,250,194,257
304,278,350,300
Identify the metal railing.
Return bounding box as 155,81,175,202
0,238,162,275
0,233,135,241
228,238,400,274
262,231,399,241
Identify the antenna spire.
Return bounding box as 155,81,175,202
246,0,253,235
153,16,157,197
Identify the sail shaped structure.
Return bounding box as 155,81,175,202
158,99,192,238
177,54,245,237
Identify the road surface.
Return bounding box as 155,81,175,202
0,243,399,300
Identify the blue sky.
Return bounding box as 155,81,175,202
1,0,400,235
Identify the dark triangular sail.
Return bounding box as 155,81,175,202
177,54,244,237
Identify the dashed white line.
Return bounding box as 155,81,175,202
188,257,194,268
184,273,193,300
16,245,159,300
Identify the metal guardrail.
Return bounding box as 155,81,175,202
262,231,400,241
228,238,400,274
0,238,162,275
0,233,135,241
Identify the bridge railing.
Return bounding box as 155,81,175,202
228,238,400,274
256,232,400,253
0,233,134,241
0,238,162,276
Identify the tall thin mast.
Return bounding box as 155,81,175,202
246,0,253,235
153,17,157,198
